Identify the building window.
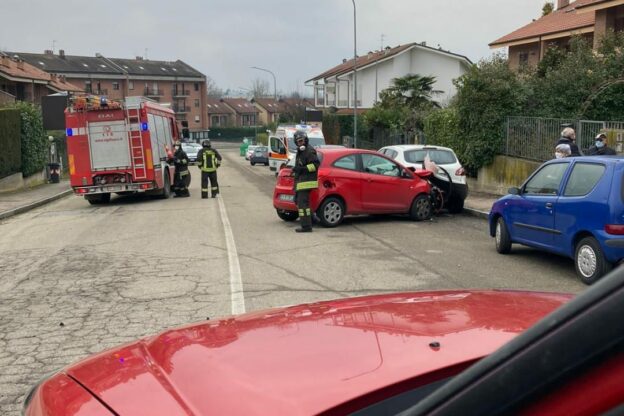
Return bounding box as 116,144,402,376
211,115,220,126
85,81,92,93
194,83,199,91
112,82,119,90
128,81,134,90
519,52,529,67
195,115,200,123
194,99,200,108
315,84,325,107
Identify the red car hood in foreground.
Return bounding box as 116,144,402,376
28,291,571,415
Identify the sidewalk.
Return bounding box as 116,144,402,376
0,180,72,221
0,179,499,221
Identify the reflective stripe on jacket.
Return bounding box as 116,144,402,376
198,148,222,172
294,145,320,192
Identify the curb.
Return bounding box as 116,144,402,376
0,189,73,221
463,207,490,220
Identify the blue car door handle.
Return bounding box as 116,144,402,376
545,202,553,209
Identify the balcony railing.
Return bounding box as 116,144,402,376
172,89,190,97
144,88,163,96
173,105,191,113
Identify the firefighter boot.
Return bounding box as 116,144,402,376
295,211,313,233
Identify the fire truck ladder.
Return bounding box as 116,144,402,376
126,104,147,180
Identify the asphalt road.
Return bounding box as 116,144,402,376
0,146,585,415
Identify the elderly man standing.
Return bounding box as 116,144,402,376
588,133,617,156
557,127,582,156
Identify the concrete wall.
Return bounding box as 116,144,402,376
0,169,46,193
470,155,541,195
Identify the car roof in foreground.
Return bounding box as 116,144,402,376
405,267,624,415
52,290,570,415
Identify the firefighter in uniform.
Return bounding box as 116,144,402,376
171,141,191,197
197,139,222,198
292,130,320,233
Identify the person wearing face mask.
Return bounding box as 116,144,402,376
588,133,616,156
291,130,320,233
171,140,191,197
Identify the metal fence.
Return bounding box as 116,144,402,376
347,127,418,150
504,116,624,162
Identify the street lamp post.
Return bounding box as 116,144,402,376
351,0,358,148
251,66,277,100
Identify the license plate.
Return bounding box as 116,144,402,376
106,185,122,191
279,194,294,202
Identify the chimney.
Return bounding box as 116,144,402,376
342,58,347,63
59,49,65,59
44,49,53,55
136,56,143,60
16,59,24,70
557,0,569,9
95,52,102,58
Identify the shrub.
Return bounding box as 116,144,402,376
11,102,47,177
0,108,21,179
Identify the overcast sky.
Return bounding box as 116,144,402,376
1,0,546,96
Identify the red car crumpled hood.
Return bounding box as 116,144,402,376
65,291,571,415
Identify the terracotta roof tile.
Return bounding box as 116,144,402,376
307,43,471,83
0,53,82,92
252,98,287,113
206,98,235,114
576,0,615,8
490,0,596,46
221,98,257,114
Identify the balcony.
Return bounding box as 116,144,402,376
144,87,163,97
172,89,190,97
173,105,191,113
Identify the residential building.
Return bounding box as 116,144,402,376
0,52,81,106
207,98,235,127
251,98,286,124
489,0,624,69
9,50,208,130
221,98,259,126
306,43,472,111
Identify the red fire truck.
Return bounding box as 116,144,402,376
65,96,178,204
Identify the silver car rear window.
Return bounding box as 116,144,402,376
405,149,457,165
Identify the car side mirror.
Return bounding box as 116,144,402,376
407,166,416,172
402,169,412,178
508,187,520,195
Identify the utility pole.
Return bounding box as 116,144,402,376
351,0,358,148
375,34,385,105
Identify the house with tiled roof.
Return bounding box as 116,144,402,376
8,49,208,130
490,0,624,69
0,52,81,106
251,98,287,124
306,43,472,111
206,98,235,127
221,98,259,127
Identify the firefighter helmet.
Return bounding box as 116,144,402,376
202,139,211,148
294,130,308,145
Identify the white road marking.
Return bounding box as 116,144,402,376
216,194,246,314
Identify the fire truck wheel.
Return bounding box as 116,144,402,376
85,193,111,205
160,172,172,199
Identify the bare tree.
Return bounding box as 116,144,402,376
206,76,224,97
249,78,270,98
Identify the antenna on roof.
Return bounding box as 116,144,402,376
144,48,148,60
52,40,57,54
380,33,385,51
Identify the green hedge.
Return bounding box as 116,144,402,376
0,108,21,179
11,102,47,177
208,127,267,141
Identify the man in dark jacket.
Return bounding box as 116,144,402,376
171,141,191,197
197,139,222,198
292,130,320,233
556,127,582,156
588,133,617,156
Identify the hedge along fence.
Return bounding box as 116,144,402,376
11,102,47,177
207,127,267,141
0,108,21,179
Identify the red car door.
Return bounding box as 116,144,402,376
324,153,364,213
360,154,413,212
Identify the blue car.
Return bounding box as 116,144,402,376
489,156,624,285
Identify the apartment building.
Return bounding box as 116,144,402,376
10,50,208,130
